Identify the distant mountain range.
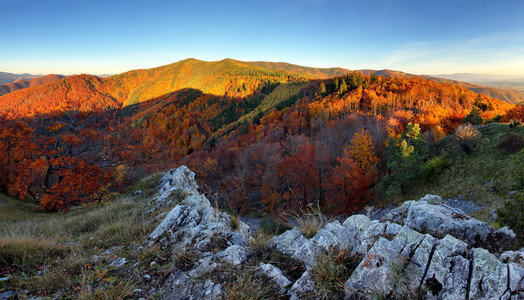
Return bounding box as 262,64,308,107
0,74,65,96
433,73,524,94
357,70,524,105
0,60,523,108
0,72,41,84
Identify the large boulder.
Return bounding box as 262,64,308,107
422,235,469,299
382,195,515,252
345,226,436,298
270,215,402,269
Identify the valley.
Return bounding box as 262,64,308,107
0,58,523,299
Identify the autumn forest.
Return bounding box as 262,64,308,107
0,58,523,213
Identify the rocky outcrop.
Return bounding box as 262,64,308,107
383,195,516,252
145,168,522,300
145,165,251,299
269,194,522,299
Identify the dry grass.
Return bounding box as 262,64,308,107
311,248,360,299
281,203,331,238
0,172,168,298
222,269,283,300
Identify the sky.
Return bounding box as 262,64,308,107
1,0,523,76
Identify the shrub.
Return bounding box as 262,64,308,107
509,119,521,128
485,115,502,124
497,132,524,154
424,155,451,182
455,124,481,154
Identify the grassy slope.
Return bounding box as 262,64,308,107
0,173,295,299
0,194,44,221
0,173,167,299
382,123,524,220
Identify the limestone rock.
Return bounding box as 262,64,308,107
508,262,524,295
108,257,127,269
469,248,508,299
158,165,199,196
257,263,292,294
146,205,200,245
289,271,317,300
420,194,443,204
0,291,16,300
423,235,469,299
345,226,436,298
145,166,249,299
270,228,316,269
217,245,248,266
164,270,222,300
383,198,515,251
311,220,345,251
501,249,524,264
148,165,211,210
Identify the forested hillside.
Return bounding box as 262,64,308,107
0,75,65,97
0,59,522,213
359,69,524,105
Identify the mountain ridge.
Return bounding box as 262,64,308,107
1,59,522,113
0,74,65,96
358,69,524,105
0,71,42,84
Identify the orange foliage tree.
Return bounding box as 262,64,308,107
327,130,377,213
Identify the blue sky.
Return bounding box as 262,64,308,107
1,0,523,76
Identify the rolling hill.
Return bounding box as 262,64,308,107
248,61,349,78
0,59,313,118
0,71,41,84
359,69,524,105
1,59,522,120
0,74,65,96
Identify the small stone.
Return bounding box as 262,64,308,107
257,263,292,294
108,257,127,268
289,271,316,299
420,194,443,204
217,245,248,266
104,246,122,255
144,274,151,281
501,250,524,264
0,291,16,300
150,261,157,267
